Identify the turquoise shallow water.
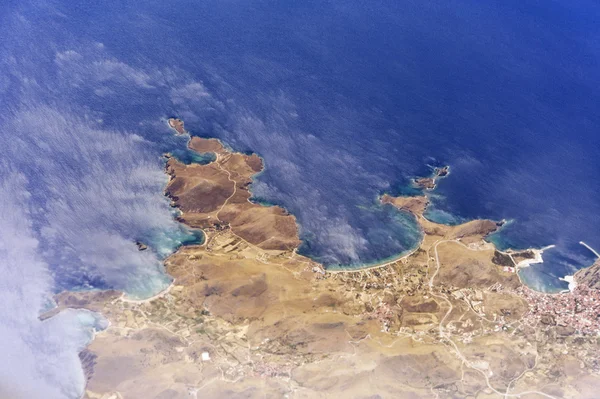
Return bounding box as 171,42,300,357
170,148,216,165
308,201,424,270
142,222,204,258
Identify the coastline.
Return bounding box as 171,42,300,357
161,118,564,282
120,280,175,304
163,118,423,273
377,190,574,295
504,245,556,269
164,117,299,228
326,243,422,273
46,117,600,399
160,120,577,293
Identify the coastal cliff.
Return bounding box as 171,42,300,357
575,259,600,289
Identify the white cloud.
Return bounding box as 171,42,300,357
320,220,369,263
91,59,156,88
170,81,211,104
53,49,159,90
0,171,103,399
54,50,83,63
1,105,176,297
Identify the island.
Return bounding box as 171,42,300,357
414,165,450,190
49,120,600,399
135,241,148,251
167,117,187,135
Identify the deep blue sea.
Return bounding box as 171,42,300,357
1,1,599,395
3,0,600,291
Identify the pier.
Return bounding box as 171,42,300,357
580,241,600,259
